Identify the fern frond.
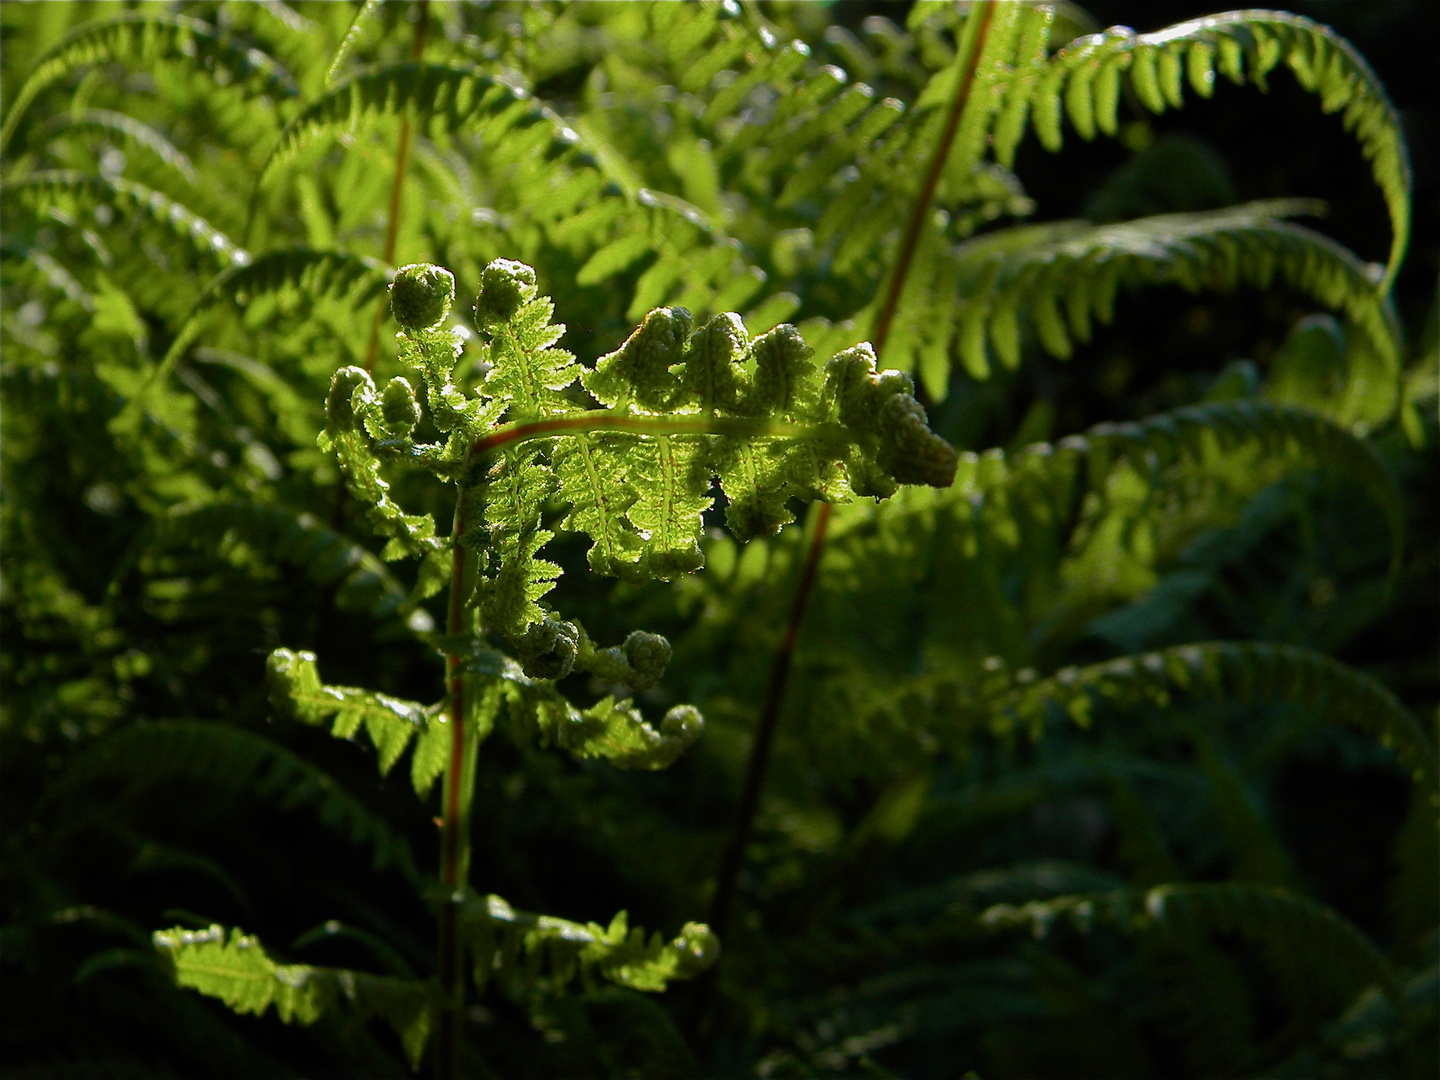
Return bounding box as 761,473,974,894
266,648,442,787
324,0,382,88
947,202,1399,384
124,249,389,433
2,171,246,268
982,882,1401,1005
257,62,586,191
1,12,296,154
162,500,418,625
153,923,432,1069
45,720,418,880
995,641,1435,789
459,894,718,997
34,109,199,184
453,641,703,771
1007,10,1410,289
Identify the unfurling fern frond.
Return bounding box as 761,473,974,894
460,894,718,996
993,641,1435,789
982,882,1401,1007
44,720,419,880
1,12,296,153
153,924,433,1069
987,10,1411,289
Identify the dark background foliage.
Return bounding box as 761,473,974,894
2,2,1435,1077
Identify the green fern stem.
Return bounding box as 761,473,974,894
467,411,848,457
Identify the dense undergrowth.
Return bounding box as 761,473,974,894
2,1,1436,1077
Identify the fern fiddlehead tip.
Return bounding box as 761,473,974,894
390,263,455,331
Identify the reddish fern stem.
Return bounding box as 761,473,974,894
435,501,468,1080
702,0,998,993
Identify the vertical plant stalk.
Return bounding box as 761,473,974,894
436,490,476,1080
703,0,997,964
364,0,430,373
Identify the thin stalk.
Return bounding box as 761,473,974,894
469,412,847,457
435,491,475,1080
364,0,430,373
695,0,998,1032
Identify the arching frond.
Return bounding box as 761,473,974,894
982,881,1401,1005
942,202,1399,387
44,721,419,881
34,109,199,184
1,12,296,153
2,171,246,269
161,500,418,624
324,0,381,88
256,62,591,191
153,924,432,1069
995,10,1411,290
994,641,1435,789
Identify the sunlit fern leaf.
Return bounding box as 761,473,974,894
451,641,704,771
0,11,296,154
947,202,1400,390
43,720,419,882
161,500,417,624
266,648,439,782
1005,10,1411,290
459,894,718,998
982,882,1402,1007
153,924,432,1070
2,171,246,269
33,109,199,184
993,641,1435,790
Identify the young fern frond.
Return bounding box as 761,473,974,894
992,641,1435,789
982,882,1401,1006
152,924,433,1070
989,10,1412,290
43,720,420,881
0,11,295,154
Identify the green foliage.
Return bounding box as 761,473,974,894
3,2,1434,1078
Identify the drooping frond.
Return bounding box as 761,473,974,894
953,399,1406,567
986,10,1411,290
266,648,442,788
982,882,1401,1005
124,248,388,432
161,500,419,625
943,202,1400,383
44,720,419,880
153,924,432,1069
2,171,246,268
256,62,594,192
460,893,718,996
33,109,199,184
1,12,296,153
992,641,1435,789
